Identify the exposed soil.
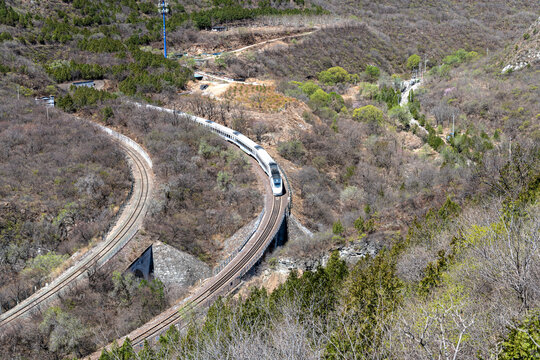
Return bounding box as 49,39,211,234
169,26,314,55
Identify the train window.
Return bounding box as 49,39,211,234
270,163,280,176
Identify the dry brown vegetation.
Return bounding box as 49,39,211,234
223,84,297,112
223,1,538,80
168,26,311,55
104,101,263,264
0,95,130,313
0,95,263,359
0,260,168,359
0,0,539,358
418,56,540,142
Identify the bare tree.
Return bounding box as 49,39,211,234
463,203,540,312
396,294,476,360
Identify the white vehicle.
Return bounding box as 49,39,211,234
141,104,284,196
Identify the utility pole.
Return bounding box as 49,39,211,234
158,0,169,58
17,85,19,100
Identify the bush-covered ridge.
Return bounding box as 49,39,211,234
0,96,131,313
102,150,540,359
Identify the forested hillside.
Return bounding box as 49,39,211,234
0,0,538,358
101,139,540,359
0,96,131,315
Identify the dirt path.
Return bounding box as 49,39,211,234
198,28,319,61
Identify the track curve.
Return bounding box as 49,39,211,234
0,125,153,330
90,106,290,357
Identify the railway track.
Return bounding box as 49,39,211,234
91,165,288,357
0,131,153,330
86,104,291,357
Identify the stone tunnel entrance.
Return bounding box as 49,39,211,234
127,245,154,281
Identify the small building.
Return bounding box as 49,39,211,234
211,26,227,32
72,80,95,88
193,73,204,81
34,95,55,107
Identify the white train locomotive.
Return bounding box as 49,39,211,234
144,104,283,196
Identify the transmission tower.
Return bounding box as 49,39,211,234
158,0,169,58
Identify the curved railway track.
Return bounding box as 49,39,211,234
0,132,153,330
0,102,288,358
91,156,289,358
132,197,284,345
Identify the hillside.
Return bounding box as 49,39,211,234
0,0,539,358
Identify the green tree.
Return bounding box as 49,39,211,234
376,85,400,109
501,312,540,359
157,325,181,357
111,271,136,307
101,338,136,360
277,140,306,162
56,94,75,112
309,88,331,108
101,106,114,123
318,66,350,85
352,105,384,126
407,54,421,70
364,65,380,82
359,82,379,99
354,216,365,234
332,220,344,235
299,81,319,96
39,307,88,356
326,250,348,285
328,91,345,112
389,106,411,126
326,249,403,358
21,252,68,286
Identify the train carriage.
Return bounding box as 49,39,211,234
143,103,284,196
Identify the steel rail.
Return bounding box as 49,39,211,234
127,197,283,346
0,136,151,329
87,104,290,358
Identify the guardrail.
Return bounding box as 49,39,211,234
93,123,153,169
213,209,265,276
279,165,293,213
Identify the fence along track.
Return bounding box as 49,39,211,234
0,128,152,329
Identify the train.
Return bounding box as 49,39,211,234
143,104,283,196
